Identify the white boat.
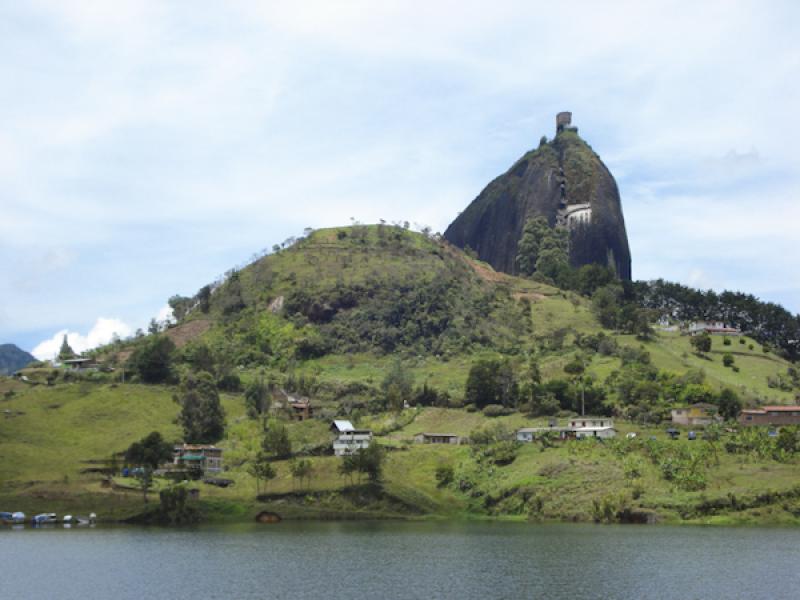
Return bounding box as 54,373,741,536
63,515,74,523
11,512,25,524
31,513,57,524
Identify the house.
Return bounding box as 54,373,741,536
671,403,721,427
517,418,616,442
173,444,223,473
687,321,742,336
414,433,461,445
738,406,800,427
516,427,572,442
62,357,102,371
289,399,313,421
330,420,372,456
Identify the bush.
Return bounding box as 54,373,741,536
722,353,735,368
739,338,746,345
723,337,732,346
435,464,454,487
483,404,511,417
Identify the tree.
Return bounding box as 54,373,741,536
465,358,519,410
339,453,358,486
147,318,161,335
130,335,176,383
196,285,212,313
245,375,272,419
168,295,194,322
248,451,276,495
176,371,225,443
717,388,741,421
289,458,313,490
591,285,622,329
381,360,413,411
776,427,799,455
262,419,292,458
356,444,385,483
125,431,174,471
690,332,712,355
58,334,76,361
125,431,173,503
516,217,550,276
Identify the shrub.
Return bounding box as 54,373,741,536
722,353,735,368
435,464,455,487
483,404,511,417
723,337,732,346
739,338,746,345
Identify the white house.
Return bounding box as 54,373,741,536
517,417,616,442
330,420,373,456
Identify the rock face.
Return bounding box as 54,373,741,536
443,115,632,280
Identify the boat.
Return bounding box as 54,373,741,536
31,513,57,524
63,515,73,524
1,512,25,525
71,513,97,525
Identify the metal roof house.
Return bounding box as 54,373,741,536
173,444,223,472
414,433,461,445
517,418,616,442
739,406,800,427
330,420,372,456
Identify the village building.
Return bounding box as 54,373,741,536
738,406,800,427
516,427,572,442
687,321,742,336
517,418,616,442
289,399,313,421
62,357,103,371
671,403,721,427
173,444,223,473
414,433,461,445
330,420,372,456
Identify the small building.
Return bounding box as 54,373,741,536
517,418,616,442
572,425,617,439
739,406,800,427
671,403,721,427
569,418,614,430
687,321,742,336
330,420,372,456
414,433,461,445
62,357,102,371
173,444,223,473
516,427,572,442
289,399,313,421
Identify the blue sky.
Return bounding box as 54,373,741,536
1,1,798,358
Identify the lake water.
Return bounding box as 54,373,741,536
2,521,799,599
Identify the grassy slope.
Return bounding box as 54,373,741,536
2,228,798,522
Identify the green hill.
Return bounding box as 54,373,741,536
0,344,35,375
2,226,799,524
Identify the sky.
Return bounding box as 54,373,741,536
1,0,798,359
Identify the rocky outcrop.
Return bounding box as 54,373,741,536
443,121,632,280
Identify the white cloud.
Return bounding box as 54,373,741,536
1,0,799,353
31,317,133,361
155,305,174,325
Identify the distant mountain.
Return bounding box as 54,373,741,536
0,344,36,375
444,111,632,280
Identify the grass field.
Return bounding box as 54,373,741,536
3,380,800,525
